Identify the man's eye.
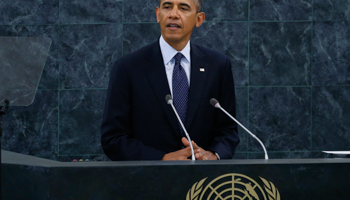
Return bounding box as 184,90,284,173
181,7,189,11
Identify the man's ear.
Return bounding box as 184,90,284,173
195,12,205,27
156,7,160,23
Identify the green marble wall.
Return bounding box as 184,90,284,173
1,0,349,161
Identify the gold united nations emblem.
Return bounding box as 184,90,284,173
186,173,280,200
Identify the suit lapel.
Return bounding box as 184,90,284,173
144,42,209,135
145,41,180,134
185,44,208,130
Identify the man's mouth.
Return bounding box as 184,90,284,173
167,23,181,28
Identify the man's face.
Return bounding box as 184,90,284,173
156,0,205,49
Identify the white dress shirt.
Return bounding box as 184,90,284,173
159,36,191,96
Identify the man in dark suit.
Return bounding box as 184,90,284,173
101,0,239,161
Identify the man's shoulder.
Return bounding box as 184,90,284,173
192,43,228,60
120,41,159,63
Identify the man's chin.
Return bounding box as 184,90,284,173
163,35,181,43
163,34,189,44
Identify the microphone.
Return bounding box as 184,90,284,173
210,98,269,160
166,94,195,161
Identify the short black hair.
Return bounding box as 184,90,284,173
158,0,203,12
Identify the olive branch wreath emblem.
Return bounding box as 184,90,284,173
186,177,207,200
186,175,280,200
259,177,280,200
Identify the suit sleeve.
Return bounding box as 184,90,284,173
101,60,166,161
207,58,240,159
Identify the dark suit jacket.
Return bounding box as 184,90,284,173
101,40,239,161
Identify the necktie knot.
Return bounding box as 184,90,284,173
174,53,183,67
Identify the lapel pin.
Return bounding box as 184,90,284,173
200,68,205,72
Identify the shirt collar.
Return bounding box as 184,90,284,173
159,35,191,65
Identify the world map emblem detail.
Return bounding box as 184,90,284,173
186,173,280,200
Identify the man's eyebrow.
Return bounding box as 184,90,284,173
162,2,192,9
162,2,173,6
179,3,191,8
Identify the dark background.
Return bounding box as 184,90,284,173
1,0,349,161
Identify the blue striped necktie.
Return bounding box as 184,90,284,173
172,52,189,136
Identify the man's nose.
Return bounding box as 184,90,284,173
169,7,179,18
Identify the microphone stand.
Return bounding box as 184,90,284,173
210,98,269,160
166,95,195,161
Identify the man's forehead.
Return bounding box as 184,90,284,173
160,0,196,6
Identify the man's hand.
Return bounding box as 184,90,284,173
181,137,218,160
162,146,192,160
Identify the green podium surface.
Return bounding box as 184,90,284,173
1,150,350,200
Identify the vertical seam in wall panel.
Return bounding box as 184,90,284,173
57,90,60,159
310,0,314,155
57,0,61,159
57,25,61,158
309,26,314,151
247,0,251,87
122,1,125,56
310,0,314,153
310,86,313,155
247,0,251,159
312,0,314,21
